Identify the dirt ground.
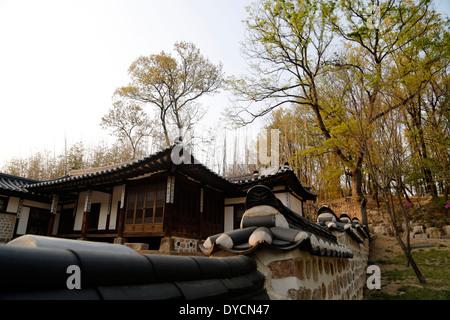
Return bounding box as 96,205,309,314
365,234,450,299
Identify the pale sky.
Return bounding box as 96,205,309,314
0,0,449,169
0,0,256,167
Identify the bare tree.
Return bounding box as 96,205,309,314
100,100,156,160
115,41,224,147
361,109,427,284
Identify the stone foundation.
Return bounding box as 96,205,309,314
172,237,198,253
0,213,16,243
159,236,199,254
252,231,369,300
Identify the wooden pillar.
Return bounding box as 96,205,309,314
164,175,175,238
159,167,176,251
80,212,89,239
47,215,55,237
116,185,127,239
80,190,92,239
198,187,204,240
164,203,173,238
47,194,59,236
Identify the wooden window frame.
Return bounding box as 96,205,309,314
125,181,166,232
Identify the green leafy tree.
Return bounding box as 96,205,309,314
227,0,448,225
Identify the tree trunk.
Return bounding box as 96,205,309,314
407,101,438,198
351,157,368,226
396,187,412,267
445,181,449,200
369,173,381,208
383,190,426,284
161,118,171,147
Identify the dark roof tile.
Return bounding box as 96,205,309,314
0,173,37,193
1,235,268,300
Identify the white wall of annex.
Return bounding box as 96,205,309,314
74,192,86,231
16,206,30,235
224,206,234,233
95,191,111,230
109,185,124,230
6,197,20,213
74,190,114,231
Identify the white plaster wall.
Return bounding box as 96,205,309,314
109,185,124,230
74,191,111,231
275,193,289,208
225,193,304,228
14,201,52,235
16,206,29,235
276,192,303,216
6,197,20,213
94,191,111,230
74,192,86,231
224,206,234,232
0,213,16,242
290,195,303,217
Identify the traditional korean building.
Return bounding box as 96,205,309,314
0,143,317,251
0,173,53,242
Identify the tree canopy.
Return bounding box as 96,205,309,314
115,41,224,146
227,0,449,224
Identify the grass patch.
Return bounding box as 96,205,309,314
366,245,450,300
376,286,450,300
368,286,450,300
384,268,408,281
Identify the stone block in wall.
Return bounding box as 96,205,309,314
159,237,172,252
251,231,369,300
0,213,16,243
173,237,198,253
442,225,450,235
113,237,127,245
374,225,393,236
268,259,295,279
288,287,312,300
294,258,304,280
312,259,319,282
413,225,425,234
426,227,444,239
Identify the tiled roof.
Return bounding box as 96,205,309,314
200,185,353,258
26,146,176,191
227,165,317,200
23,144,317,200
25,144,235,193
0,173,37,193
2,144,317,202
68,161,133,176
317,206,370,242
1,235,268,300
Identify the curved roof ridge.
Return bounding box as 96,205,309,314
26,145,175,189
